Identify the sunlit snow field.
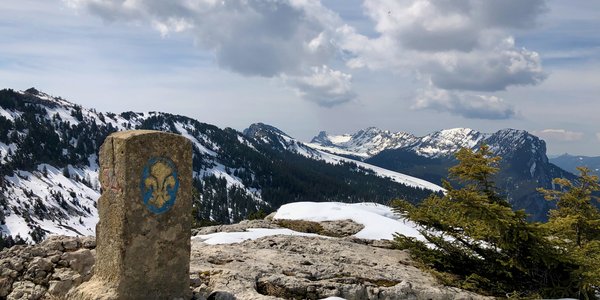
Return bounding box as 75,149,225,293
192,202,425,244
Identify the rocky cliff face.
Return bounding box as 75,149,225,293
0,220,489,300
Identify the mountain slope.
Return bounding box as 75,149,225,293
0,88,440,242
311,127,574,221
308,127,417,159
550,154,600,175
244,123,443,192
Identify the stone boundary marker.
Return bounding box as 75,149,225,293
69,130,192,299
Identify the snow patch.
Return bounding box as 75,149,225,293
274,202,426,242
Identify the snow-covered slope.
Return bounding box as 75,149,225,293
194,201,425,244
1,164,99,240
245,123,443,192
274,202,425,241
0,88,267,241
310,126,553,162
315,150,443,192
309,127,417,158
1,88,440,242
411,128,486,158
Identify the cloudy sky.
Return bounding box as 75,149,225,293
1,0,599,155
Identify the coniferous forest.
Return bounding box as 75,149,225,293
393,145,600,298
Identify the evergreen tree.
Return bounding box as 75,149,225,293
392,145,575,297
62,167,70,178
539,167,600,297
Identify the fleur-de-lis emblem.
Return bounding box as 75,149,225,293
141,157,179,214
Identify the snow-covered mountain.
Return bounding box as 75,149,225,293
0,88,440,243
244,123,443,192
311,127,574,221
311,127,490,159
309,127,418,159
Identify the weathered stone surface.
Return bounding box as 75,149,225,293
6,280,46,300
319,219,365,237
0,236,98,299
1,228,491,299
189,235,490,300
61,249,94,275
0,277,13,297
69,130,193,300
193,219,281,235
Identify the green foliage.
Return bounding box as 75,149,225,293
539,167,600,297
0,233,26,251
393,145,576,298
247,209,268,220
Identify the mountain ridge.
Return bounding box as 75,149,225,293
0,88,438,242
550,153,600,175
309,126,574,221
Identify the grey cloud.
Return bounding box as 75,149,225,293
400,25,479,52
476,0,548,29
533,129,584,142
428,47,547,91
286,65,356,107
66,0,356,106
346,0,550,109
67,0,337,77
413,88,515,119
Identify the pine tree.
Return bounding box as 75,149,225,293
62,166,70,178
393,145,575,297
539,167,600,297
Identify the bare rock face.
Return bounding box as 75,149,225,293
0,235,96,299
189,235,488,300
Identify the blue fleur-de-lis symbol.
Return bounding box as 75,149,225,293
141,157,179,214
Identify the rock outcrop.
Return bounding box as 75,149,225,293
0,236,96,299
0,220,489,300
189,235,484,300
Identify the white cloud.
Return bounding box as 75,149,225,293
533,129,584,142
596,132,600,141
64,0,341,77
285,65,355,107
65,0,359,105
65,0,549,112
413,87,515,119
336,0,549,116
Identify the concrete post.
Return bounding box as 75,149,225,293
69,130,192,299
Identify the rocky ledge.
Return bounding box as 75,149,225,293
0,219,489,300
0,236,95,299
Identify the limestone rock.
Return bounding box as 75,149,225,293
319,219,365,237
193,219,281,235
70,130,193,300
190,235,489,300
6,281,46,300
1,221,491,299
0,236,97,299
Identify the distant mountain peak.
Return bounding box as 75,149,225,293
24,87,40,95
309,126,554,160
243,122,291,139
308,127,417,158
18,87,78,109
